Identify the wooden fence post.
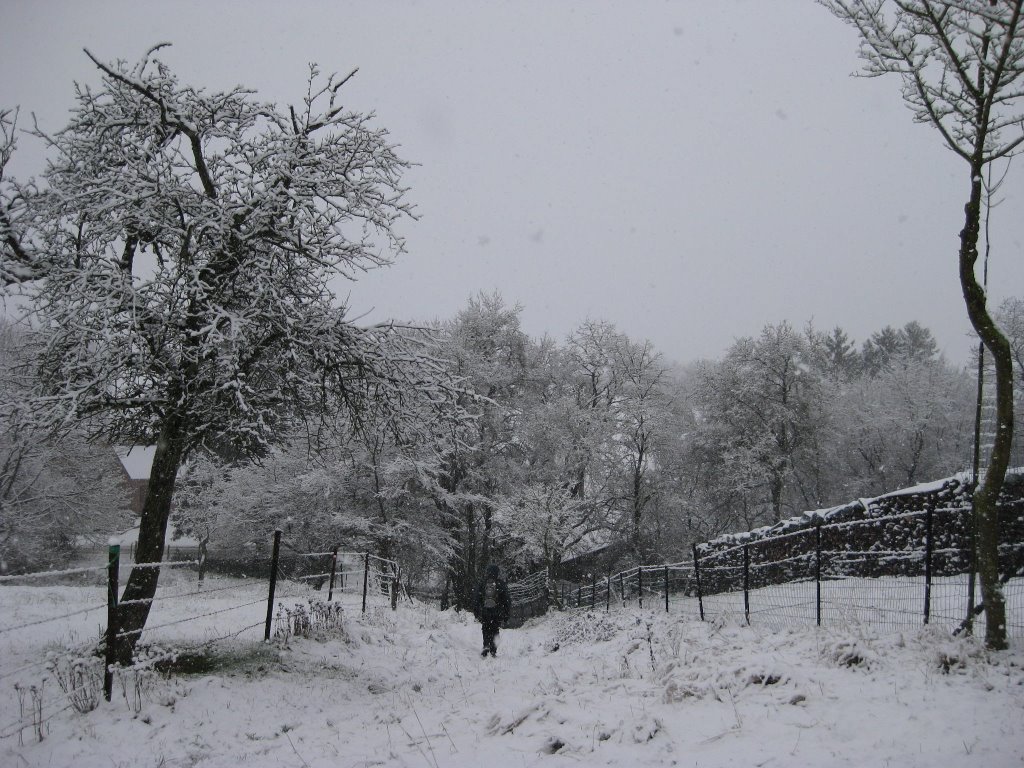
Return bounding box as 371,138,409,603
264,530,282,642
591,573,597,610
638,566,644,610
104,541,120,702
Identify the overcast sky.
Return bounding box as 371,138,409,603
2,0,1021,366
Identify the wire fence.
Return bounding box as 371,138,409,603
534,473,1024,642
0,531,403,744
4,474,1022,741
506,569,549,626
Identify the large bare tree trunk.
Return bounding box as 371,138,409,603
115,419,186,664
959,167,1013,651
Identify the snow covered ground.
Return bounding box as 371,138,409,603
2,572,1023,767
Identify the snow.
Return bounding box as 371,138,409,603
2,571,1023,767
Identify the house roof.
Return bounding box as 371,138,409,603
115,445,156,481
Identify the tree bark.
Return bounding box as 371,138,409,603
632,460,644,564
115,417,187,664
770,470,785,525
959,167,1013,651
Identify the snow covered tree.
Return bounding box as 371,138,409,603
0,321,132,573
171,453,231,585
995,297,1024,382
563,320,624,507
992,296,1024,466
559,321,684,564
611,337,673,562
498,382,607,573
494,484,591,574
900,321,941,363
693,323,821,526
862,322,941,375
177,441,449,564
822,0,1024,648
435,292,530,607
861,325,906,376
0,47,461,660
0,109,35,284
835,358,974,492
817,326,863,381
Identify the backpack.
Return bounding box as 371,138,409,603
483,580,498,609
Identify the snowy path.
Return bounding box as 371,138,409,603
2,581,1024,767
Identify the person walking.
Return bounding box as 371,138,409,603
475,564,510,657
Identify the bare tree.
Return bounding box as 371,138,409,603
820,0,1024,647
0,47,462,660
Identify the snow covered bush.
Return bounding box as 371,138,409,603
551,610,622,646
274,599,344,643
45,652,103,714
820,633,879,669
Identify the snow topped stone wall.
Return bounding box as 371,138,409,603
695,471,1024,596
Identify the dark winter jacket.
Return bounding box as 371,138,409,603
474,573,511,623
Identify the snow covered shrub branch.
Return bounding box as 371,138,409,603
45,651,102,714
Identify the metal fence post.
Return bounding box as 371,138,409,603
104,541,120,702
264,530,282,641
606,569,611,612
815,518,822,627
924,502,934,625
664,564,669,613
361,552,370,614
743,544,750,626
692,544,705,622
327,545,339,602
966,504,976,635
